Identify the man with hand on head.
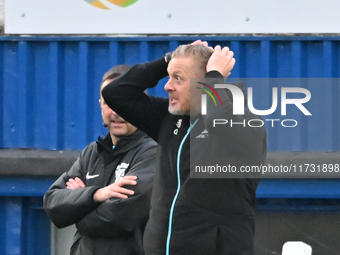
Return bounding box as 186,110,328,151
102,42,267,255
44,65,157,255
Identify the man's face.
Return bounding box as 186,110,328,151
165,57,204,115
100,79,137,142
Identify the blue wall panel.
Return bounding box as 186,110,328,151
0,177,339,255
0,195,50,255
0,177,55,255
0,36,340,151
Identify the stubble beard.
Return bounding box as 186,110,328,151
168,106,187,116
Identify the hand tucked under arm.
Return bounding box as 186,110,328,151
93,175,137,202
66,177,85,189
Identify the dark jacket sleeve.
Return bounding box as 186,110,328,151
203,71,267,162
102,57,169,142
43,145,101,228
75,142,157,237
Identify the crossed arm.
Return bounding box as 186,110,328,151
66,175,137,200
44,144,156,234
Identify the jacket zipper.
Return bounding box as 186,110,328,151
165,119,199,255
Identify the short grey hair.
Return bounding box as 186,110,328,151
172,44,213,73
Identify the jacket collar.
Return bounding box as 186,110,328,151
96,129,146,155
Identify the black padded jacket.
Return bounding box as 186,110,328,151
102,57,267,255
44,130,157,255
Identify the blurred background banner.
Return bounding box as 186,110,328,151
4,0,340,34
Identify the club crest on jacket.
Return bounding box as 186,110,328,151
115,163,130,182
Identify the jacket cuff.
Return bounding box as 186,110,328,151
145,57,169,81
90,186,102,204
205,70,225,79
